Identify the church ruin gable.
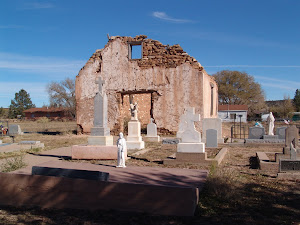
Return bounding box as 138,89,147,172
76,35,218,134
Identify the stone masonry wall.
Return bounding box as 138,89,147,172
76,35,218,134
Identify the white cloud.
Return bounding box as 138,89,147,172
19,2,54,10
0,52,86,77
0,25,26,29
152,11,193,23
254,75,300,90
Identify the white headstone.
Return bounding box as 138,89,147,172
144,118,160,142
176,107,205,153
177,107,201,143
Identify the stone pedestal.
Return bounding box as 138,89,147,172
88,136,113,146
263,135,279,140
126,121,144,149
177,143,205,153
144,136,160,142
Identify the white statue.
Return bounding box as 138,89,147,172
267,112,275,135
129,102,138,121
116,132,127,168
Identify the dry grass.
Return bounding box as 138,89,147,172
0,121,299,224
8,120,77,133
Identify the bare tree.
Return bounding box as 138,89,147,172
47,77,76,118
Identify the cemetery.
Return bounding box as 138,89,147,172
0,35,299,224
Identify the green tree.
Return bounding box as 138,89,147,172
47,77,76,118
8,89,35,118
213,70,266,116
293,89,300,112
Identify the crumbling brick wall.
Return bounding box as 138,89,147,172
76,35,218,134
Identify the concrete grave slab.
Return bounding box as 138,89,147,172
7,161,209,216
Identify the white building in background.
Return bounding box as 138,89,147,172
218,105,248,123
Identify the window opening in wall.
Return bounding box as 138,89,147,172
129,42,142,59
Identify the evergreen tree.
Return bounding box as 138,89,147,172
293,89,300,112
8,89,35,118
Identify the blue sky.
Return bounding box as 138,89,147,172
1,0,300,108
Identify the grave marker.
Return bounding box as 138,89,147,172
206,129,218,148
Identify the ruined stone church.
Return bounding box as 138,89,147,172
75,35,218,134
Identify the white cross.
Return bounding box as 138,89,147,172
95,76,105,94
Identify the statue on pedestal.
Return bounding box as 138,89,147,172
129,102,138,121
267,112,275,135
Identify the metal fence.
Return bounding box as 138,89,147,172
231,124,249,142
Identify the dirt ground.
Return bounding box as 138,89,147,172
0,122,299,224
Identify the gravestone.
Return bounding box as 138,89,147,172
177,107,204,153
206,129,218,148
19,141,40,145
202,118,224,143
32,166,109,181
285,125,299,147
8,124,23,135
162,139,180,144
88,76,113,146
290,142,297,160
144,118,160,142
276,127,287,139
279,160,300,172
126,101,144,150
72,76,118,160
248,127,265,139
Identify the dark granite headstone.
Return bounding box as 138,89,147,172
206,129,218,148
279,159,300,172
162,139,180,144
285,125,299,147
248,127,265,139
276,127,287,139
32,166,109,181
19,141,40,145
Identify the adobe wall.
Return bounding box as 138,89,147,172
76,35,218,134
